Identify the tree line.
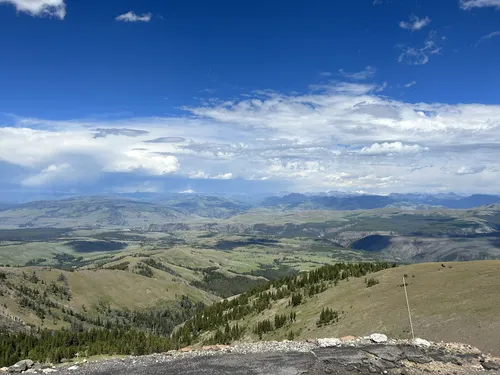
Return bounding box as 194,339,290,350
172,262,395,345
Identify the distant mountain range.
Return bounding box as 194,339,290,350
116,191,500,210
0,192,500,229
261,193,500,210
0,195,251,229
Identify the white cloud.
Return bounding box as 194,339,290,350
0,0,65,19
22,163,71,186
460,0,500,9
3,78,500,194
104,149,179,175
360,142,429,155
404,81,417,88
398,31,442,65
189,171,233,180
338,66,376,80
399,15,431,31
475,31,500,47
0,126,180,187
115,11,152,23
455,165,486,175
310,82,378,95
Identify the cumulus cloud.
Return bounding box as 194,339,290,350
0,0,65,19
0,126,180,188
360,142,429,156
475,31,500,47
338,66,376,80
399,15,431,31
3,78,500,194
115,11,152,22
22,163,72,186
460,0,500,9
104,150,179,175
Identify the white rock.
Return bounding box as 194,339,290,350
68,365,79,370
42,370,57,374
370,333,388,343
413,338,431,348
317,338,342,348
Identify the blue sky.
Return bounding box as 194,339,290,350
1,0,500,199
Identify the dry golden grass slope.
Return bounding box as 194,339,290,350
235,261,500,355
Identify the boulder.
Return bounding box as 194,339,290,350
369,333,388,343
8,360,34,373
179,347,193,353
317,338,341,348
0,368,9,373
482,361,500,371
413,338,431,348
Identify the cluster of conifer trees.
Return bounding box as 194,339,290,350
316,307,339,326
0,328,173,366
172,262,394,344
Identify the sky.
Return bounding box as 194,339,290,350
1,0,500,199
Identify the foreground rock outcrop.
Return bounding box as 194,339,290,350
4,336,500,375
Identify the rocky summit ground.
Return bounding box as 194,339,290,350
6,336,500,375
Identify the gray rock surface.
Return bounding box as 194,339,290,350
369,333,388,343
8,360,34,373
52,341,499,375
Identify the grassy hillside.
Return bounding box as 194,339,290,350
0,265,218,331
177,261,500,355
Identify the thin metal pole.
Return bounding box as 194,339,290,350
403,276,415,340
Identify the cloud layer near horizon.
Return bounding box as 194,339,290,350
1,80,500,194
